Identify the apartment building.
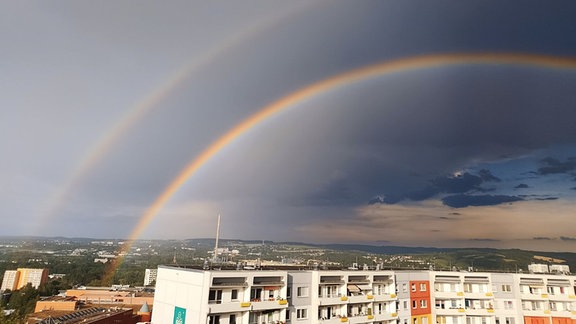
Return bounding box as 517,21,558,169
144,268,158,286
289,270,397,324
151,266,576,324
1,268,48,291
151,266,289,324
395,272,432,324
1,270,20,291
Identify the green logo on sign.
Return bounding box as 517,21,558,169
173,306,186,324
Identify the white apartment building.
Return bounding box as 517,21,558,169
145,268,158,286
151,266,576,324
1,268,48,291
288,270,397,324
1,270,19,291
152,266,289,324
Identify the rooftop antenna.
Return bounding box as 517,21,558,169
213,214,221,263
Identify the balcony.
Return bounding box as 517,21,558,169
548,294,573,301
372,293,396,302
465,308,495,316
319,317,348,324
435,308,464,316
319,295,349,305
348,295,370,303
435,291,464,299
209,301,250,314
250,298,289,311
371,312,398,322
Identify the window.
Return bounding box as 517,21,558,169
297,286,309,297
287,287,292,298
547,286,554,294
404,301,408,309
403,283,407,292
297,308,308,319
420,283,427,291
505,317,515,324
208,315,220,324
413,300,417,309
412,283,417,292
208,289,222,304
231,289,238,300
504,301,513,309
550,301,557,311
229,314,236,324
501,285,511,292
420,299,427,308
250,287,262,301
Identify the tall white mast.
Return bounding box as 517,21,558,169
213,214,221,263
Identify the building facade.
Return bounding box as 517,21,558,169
152,266,289,324
1,270,20,291
152,267,576,324
145,268,158,286
1,268,48,291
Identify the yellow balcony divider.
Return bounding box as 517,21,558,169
457,292,464,296
340,296,348,301
390,294,397,298
392,313,398,317
569,295,576,299
367,315,375,319
487,309,495,313
544,310,551,314
278,299,288,305
340,317,349,322
485,292,493,296
541,294,549,298
458,308,465,313
367,295,374,299
240,302,251,307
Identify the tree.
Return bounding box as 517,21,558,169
6,284,39,319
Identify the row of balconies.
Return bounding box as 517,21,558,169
209,299,288,314
319,312,398,324
318,294,397,305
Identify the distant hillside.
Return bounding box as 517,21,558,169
317,244,576,272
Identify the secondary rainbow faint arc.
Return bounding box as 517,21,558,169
34,1,319,234
127,52,576,244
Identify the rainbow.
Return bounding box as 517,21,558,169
105,52,576,282
34,1,317,235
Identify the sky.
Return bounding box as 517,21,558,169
2,1,576,251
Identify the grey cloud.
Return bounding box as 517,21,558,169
560,236,576,241
537,157,576,175
533,237,552,240
515,184,530,189
442,194,523,208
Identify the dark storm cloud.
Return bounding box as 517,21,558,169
515,184,530,189
533,237,552,240
560,236,576,241
537,157,576,175
370,170,509,207
442,194,522,208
